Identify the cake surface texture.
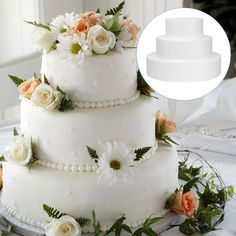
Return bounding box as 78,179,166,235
147,17,221,81
1,5,179,234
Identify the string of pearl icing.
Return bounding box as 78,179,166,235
76,91,140,109
0,197,167,233
35,143,158,172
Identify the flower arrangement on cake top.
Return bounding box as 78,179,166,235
27,1,140,65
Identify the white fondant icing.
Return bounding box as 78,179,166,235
41,49,137,102
1,145,178,231
21,95,156,166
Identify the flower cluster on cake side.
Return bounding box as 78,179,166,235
28,1,140,65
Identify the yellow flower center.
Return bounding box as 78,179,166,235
110,160,121,170
60,28,67,33
71,43,81,54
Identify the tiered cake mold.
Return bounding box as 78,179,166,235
147,17,221,82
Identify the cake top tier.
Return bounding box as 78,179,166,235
30,2,140,65
166,17,203,38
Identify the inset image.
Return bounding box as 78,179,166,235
137,8,231,100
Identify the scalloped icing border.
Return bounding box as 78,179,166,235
35,143,158,172
0,197,168,233
76,91,140,109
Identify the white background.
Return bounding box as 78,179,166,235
137,8,231,100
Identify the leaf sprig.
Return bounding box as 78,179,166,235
8,75,25,87
56,86,77,112
87,146,99,163
43,204,65,219
105,1,125,15
134,147,152,161
102,12,121,36
170,150,235,235
25,21,50,31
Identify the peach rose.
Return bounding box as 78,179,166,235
80,11,101,26
18,78,41,99
171,188,199,217
155,111,176,138
74,11,101,35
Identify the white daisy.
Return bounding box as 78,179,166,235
57,34,91,65
97,141,136,186
50,12,79,39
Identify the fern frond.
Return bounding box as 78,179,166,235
43,204,65,219
134,147,152,161
105,1,125,15
8,75,25,87
87,146,99,163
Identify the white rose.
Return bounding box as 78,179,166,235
4,136,32,166
31,27,55,51
31,84,62,110
45,215,81,236
87,25,116,54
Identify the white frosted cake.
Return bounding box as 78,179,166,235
1,4,178,234
147,17,221,82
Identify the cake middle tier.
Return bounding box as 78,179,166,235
21,95,156,166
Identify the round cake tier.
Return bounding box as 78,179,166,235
156,35,212,59
21,95,156,166
166,17,203,38
41,49,137,102
1,145,178,231
146,52,221,81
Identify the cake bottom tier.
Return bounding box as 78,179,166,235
1,145,178,232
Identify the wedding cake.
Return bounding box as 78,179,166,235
1,3,178,234
147,17,221,82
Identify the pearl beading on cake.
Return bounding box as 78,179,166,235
35,143,158,172
0,197,167,233
76,91,140,109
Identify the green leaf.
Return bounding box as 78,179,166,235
226,185,234,199
105,215,132,235
102,12,121,36
56,86,77,112
105,1,125,15
26,140,38,168
133,228,144,236
96,8,100,13
43,75,50,85
8,75,25,87
25,21,50,31
43,204,65,219
92,210,100,236
47,41,57,53
137,70,155,97
160,135,179,146
179,218,197,235
134,146,152,161
56,85,66,95
0,155,6,162
76,217,91,227
87,146,99,163
183,177,200,193
13,127,19,136
143,217,162,228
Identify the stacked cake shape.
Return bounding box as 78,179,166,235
147,17,221,82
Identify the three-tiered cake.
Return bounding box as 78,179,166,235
1,5,178,234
